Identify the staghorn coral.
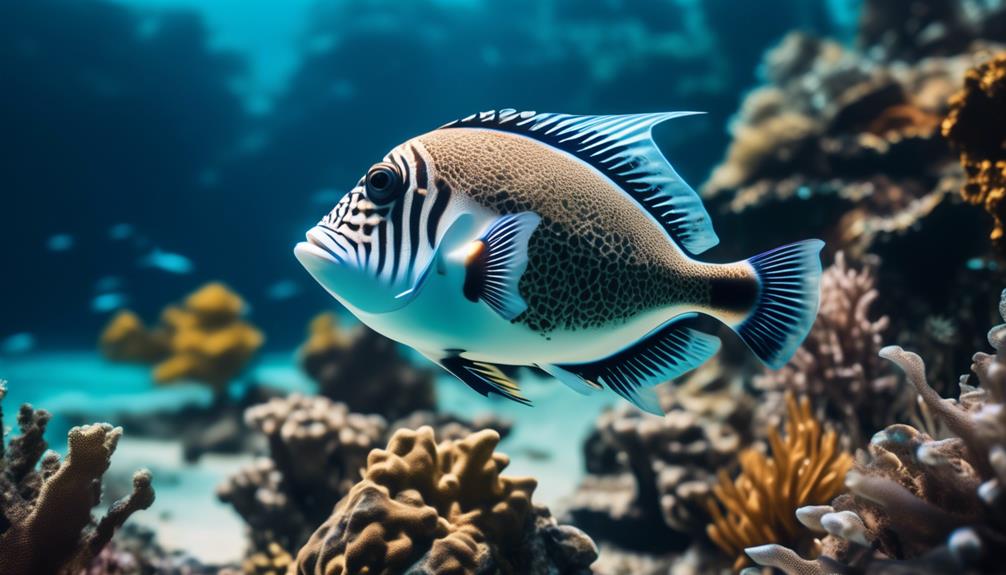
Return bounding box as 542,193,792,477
291,425,597,575
755,252,902,446
706,393,853,571
217,393,386,556
748,289,1006,574
943,53,1006,247
100,282,263,397
298,312,435,419
0,381,155,575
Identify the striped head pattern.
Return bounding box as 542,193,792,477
295,139,461,314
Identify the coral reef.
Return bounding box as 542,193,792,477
700,19,1005,384
100,282,264,396
563,362,750,573
0,381,155,575
218,391,516,561
755,252,902,446
298,312,436,419
217,393,386,555
706,393,853,571
291,425,597,574
943,53,1006,247
702,30,967,257
747,289,1006,574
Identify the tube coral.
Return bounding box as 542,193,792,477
0,382,155,575
706,393,853,571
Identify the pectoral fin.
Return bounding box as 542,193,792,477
462,212,541,321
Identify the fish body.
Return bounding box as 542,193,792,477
296,110,823,414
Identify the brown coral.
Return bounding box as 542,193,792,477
755,253,902,446
701,31,979,262
943,53,1006,246
706,393,853,571
217,394,386,555
566,363,749,554
292,425,597,575
0,382,155,575
100,282,263,396
298,312,435,419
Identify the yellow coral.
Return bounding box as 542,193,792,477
99,310,170,363
299,312,351,358
943,54,1006,245
99,283,263,394
706,393,853,571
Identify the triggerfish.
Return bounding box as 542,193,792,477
295,110,823,414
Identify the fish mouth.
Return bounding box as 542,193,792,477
296,227,346,266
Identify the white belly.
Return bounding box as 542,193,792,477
351,266,683,366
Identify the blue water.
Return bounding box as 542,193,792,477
0,0,861,564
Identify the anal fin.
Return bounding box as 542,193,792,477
557,320,721,415
424,350,532,406
539,363,602,395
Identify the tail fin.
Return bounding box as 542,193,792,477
735,240,824,369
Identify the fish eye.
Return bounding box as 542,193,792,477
365,163,402,204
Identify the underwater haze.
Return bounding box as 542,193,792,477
5,0,1006,573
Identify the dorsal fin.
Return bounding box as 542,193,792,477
440,109,720,255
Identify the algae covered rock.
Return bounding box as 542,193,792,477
292,425,597,575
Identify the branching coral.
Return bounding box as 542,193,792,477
748,289,1006,574
943,53,1006,247
0,382,155,575
100,283,263,396
217,393,386,555
298,312,435,419
755,253,902,446
706,393,853,571
291,425,597,575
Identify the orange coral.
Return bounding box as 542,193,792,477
943,54,1006,244
99,283,263,395
706,393,853,571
